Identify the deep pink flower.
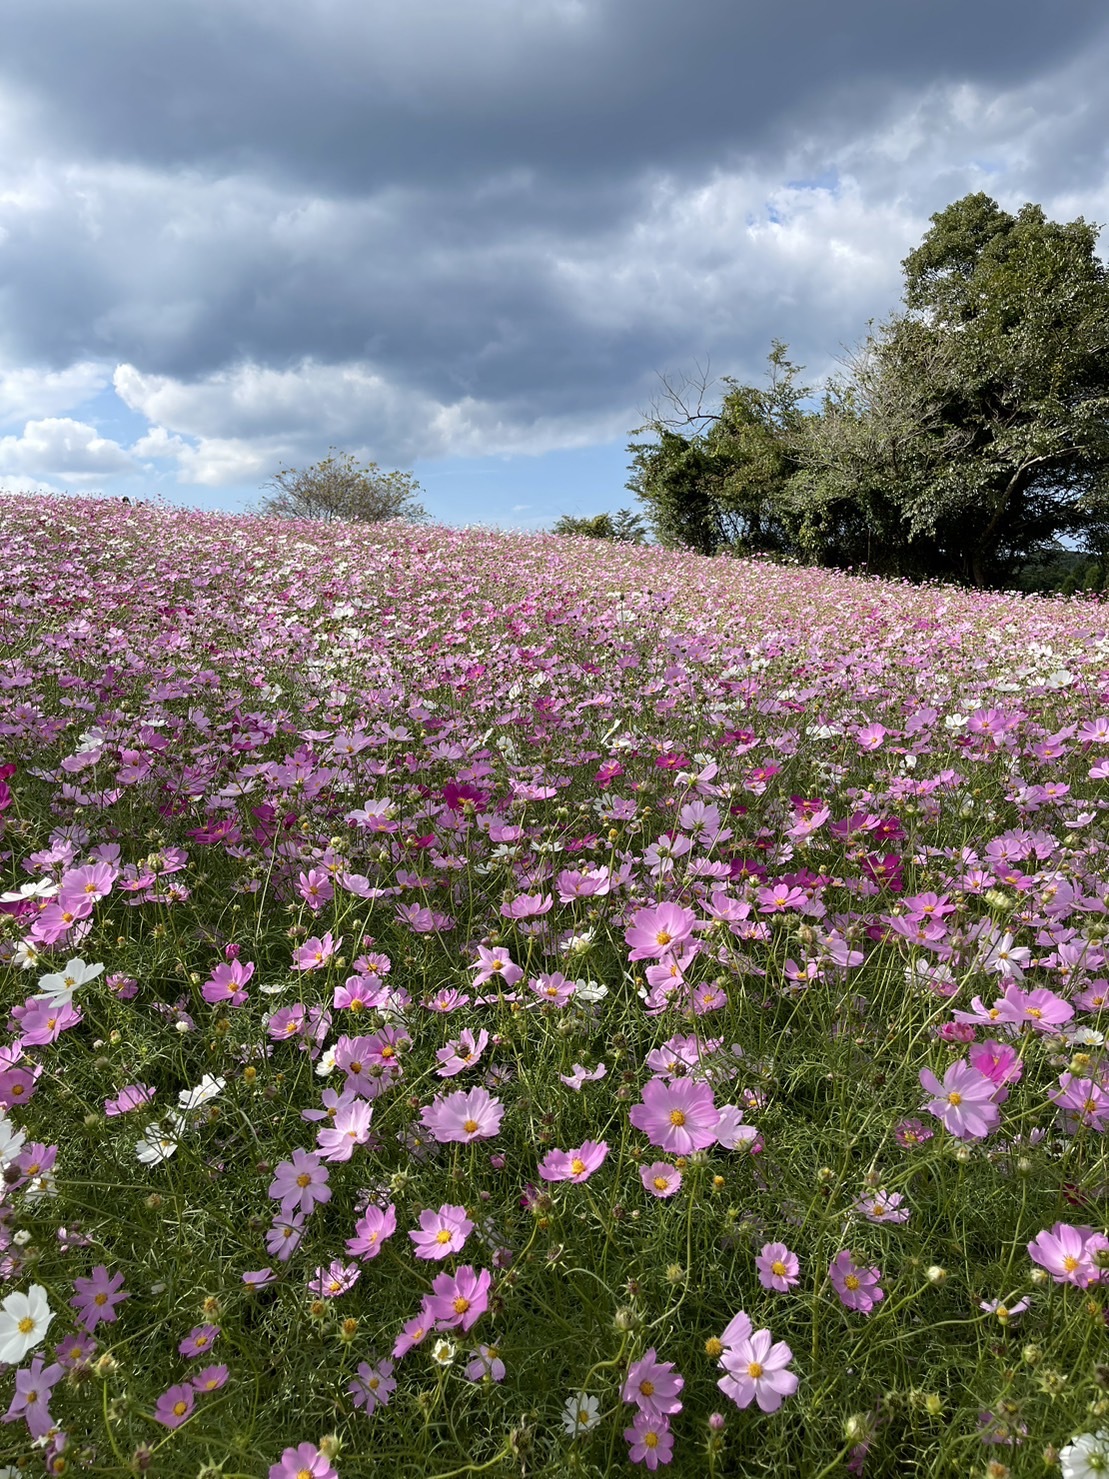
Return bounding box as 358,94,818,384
717,1328,798,1412
425,1266,492,1332
623,1409,675,1469
628,1077,719,1155
268,1443,337,1479
420,1087,504,1144
153,1383,195,1429
347,1203,398,1260
537,1140,609,1184
268,1149,331,1217
919,1061,1000,1139
410,1204,474,1260
291,932,340,971
621,1348,684,1421
70,1266,129,1332
755,1243,800,1292
829,1250,884,1314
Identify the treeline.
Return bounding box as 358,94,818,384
563,193,1109,590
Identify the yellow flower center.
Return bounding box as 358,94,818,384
453,1296,471,1315
436,1229,452,1244
463,1119,479,1133
296,1172,312,1188
655,931,672,946
172,1400,188,1417
571,1158,586,1175
639,1379,655,1397
644,1432,659,1449
747,1361,764,1379
669,1109,686,1127
946,1092,962,1107
845,1274,861,1291
653,1176,670,1192
94,1292,109,1306
772,1260,787,1277
18,1316,35,1334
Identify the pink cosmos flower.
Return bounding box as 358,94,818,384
621,1348,684,1421
640,1162,682,1198
893,1118,934,1148
347,1203,398,1260
628,1077,720,1155
153,1383,195,1429
436,1028,490,1078
316,1099,374,1162
266,1213,306,1261
559,1062,607,1091
201,959,254,1007
393,1302,434,1359
625,902,698,961
0,1066,38,1110
291,932,340,971
529,972,577,1007
410,1204,474,1260
993,982,1073,1031
919,1061,1001,1139
852,1190,910,1225
623,1410,675,1470
470,945,523,987
349,1358,396,1414
242,1268,276,1288
1050,1074,1109,1132
268,1443,337,1479
420,1087,504,1144
713,1104,759,1150
268,1149,331,1217
968,1039,1022,1089
755,1243,800,1292
829,1250,885,1314
425,1266,492,1332
1028,1223,1106,1287
297,869,334,911
310,1260,360,1297
537,1140,609,1184
191,1364,229,1393
717,1328,798,1412
104,1083,155,1117
3,1355,63,1439
465,1343,506,1382
179,1324,219,1358
70,1266,129,1331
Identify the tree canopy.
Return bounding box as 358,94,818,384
627,194,1109,586
258,449,427,525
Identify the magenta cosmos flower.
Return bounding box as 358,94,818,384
629,1077,719,1155
349,1358,395,1415
268,1443,337,1479
718,1328,798,1412
919,1060,1000,1139
425,1266,492,1332
621,1348,684,1422
829,1250,885,1314
268,1149,331,1217
201,959,254,1006
410,1204,474,1260
420,1087,504,1144
623,1409,675,1470
291,933,340,971
755,1243,800,1292
179,1324,219,1358
70,1266,129,1331
538,1140,609,1184
625,902,698,961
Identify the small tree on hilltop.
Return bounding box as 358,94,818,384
552,508,647,543
258,448,427,524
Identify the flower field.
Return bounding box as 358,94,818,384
1,493,1108,1478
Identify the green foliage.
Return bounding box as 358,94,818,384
552,508,647,543
258,448,427,525
630,195,1109,586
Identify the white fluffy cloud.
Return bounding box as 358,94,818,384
0,417,134,478
0,362,108,425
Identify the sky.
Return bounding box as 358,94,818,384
1,0,1108,532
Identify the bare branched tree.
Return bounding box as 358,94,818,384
257,448,427,525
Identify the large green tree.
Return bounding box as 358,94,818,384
626,343,809,555
798,194,1109,584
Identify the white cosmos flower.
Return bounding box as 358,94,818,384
35,957,104,1004
1061,1428,1109,1479
562,1392,601,1436
177,1075,225,1112
0,880,58,903
0,1113,26,1170
135,1124,179,1165
0,1285,53,1364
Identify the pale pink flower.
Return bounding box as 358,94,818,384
623,1410,674,1470
919,1060,1000,1139
628,1077,719,1154
829,1250,884,1314
420,1087,504,1144
409,1204,474,1260
625,902,698,961
346,1203,397,1260
621,1348,684,1421
1028,1223,1106,1287
640,1162,682,1198
316,1099,374,1161
755,1243,800,1292
425,1266,492,1332
291,932,340,971
717,1328,798,1412
436,1028,490,1078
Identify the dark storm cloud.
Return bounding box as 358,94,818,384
0,0,1107,484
